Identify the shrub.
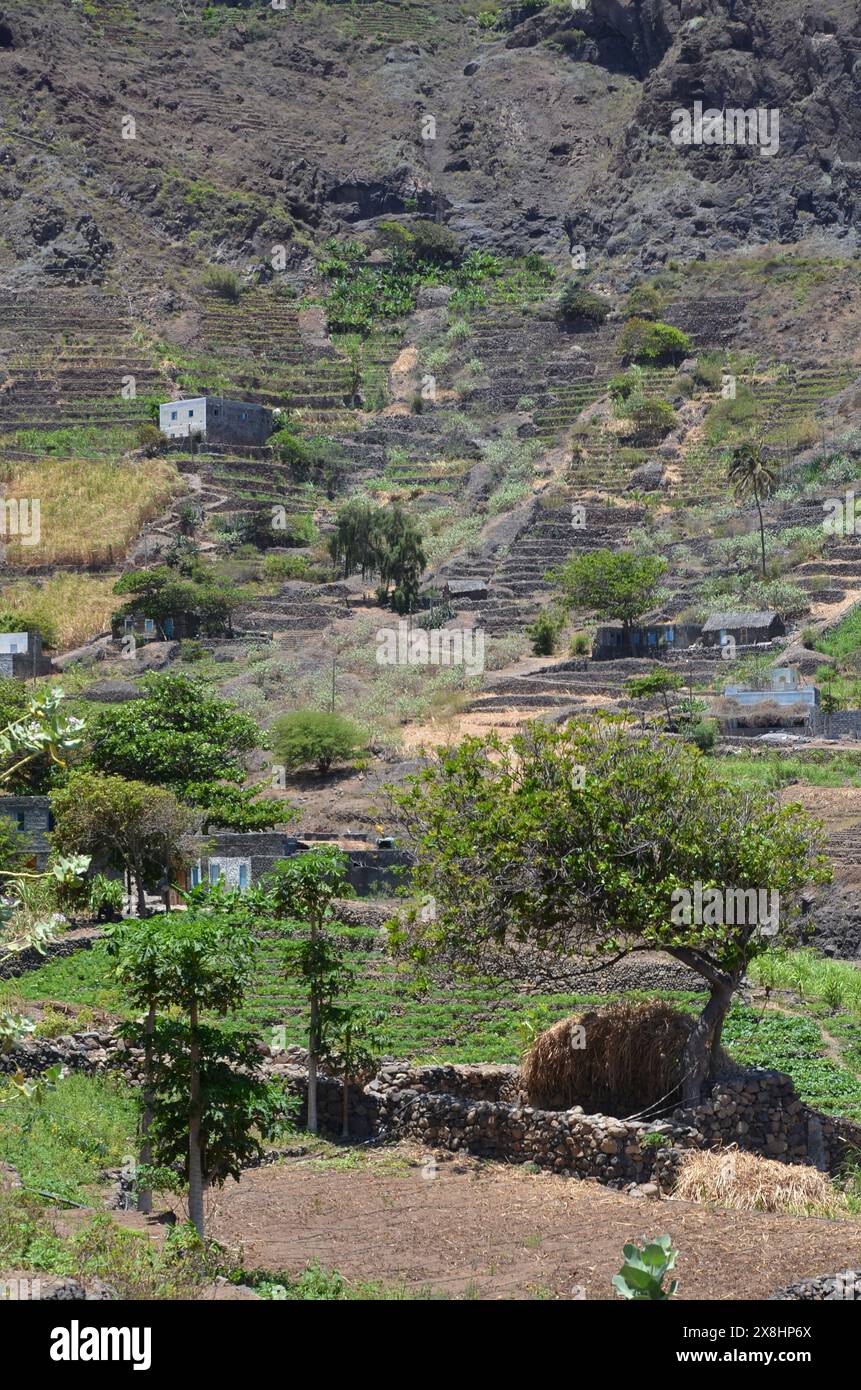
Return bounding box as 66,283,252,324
626,398,677,443
626,284,665,320
378,219,463,268
263,552,315,582
688,718,717,752
269,427,315,475
136,423,165,456
202,266,243,302
557,280,610,326
570,633,591,656
608,366,645,406
528,610,558,656
617,317,691,364
271,710,365,775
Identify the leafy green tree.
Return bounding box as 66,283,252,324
185,782,293,833
50,771,196,916
728,443,778,578
0,688,88,1101
626,669,686,731
86,673,278,829
272,710,364,776
111,566,240,638
379,504,426,611
253,848,352,1133
112,911,290,1236
552,550,668,628
328,498,385,580
328,500,425,608
387,721,828,1103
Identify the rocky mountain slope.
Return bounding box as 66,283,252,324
1,0,859,305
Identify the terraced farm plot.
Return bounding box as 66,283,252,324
13,936,861,1121
0,456,183,568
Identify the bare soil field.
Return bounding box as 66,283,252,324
201,1145,861,1301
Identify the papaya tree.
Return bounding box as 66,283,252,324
253,848,352,1133
387,721,829,1105
113,910,291,1237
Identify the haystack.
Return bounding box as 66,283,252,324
520,1000,695,1116
674,1148,844,1218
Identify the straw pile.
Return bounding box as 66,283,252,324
520,1000,693,1115
674,1147,845,1217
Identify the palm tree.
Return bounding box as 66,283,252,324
728,443,778,578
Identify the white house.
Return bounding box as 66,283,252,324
159,396,273,445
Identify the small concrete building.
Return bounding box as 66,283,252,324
442,579,489,603
592,621,702,661
186,831,413,897
0,794,53,868
0,631,47,679
112,612,195,644
159,396,273,446
701,610,785,648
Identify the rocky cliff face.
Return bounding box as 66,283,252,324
568,0,861,268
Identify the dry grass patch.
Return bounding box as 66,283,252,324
0,456,183,567
521,1000,695,1116
674,1148,847,1218
0,573,117,649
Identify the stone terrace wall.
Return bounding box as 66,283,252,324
368,1064,860,1185
4,1035,859,1187
0,928,102,981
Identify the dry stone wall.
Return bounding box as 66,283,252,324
5,1036,858,1188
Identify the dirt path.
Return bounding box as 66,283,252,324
205,1145,861,1300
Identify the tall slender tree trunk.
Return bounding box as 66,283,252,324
680,977,736,1107
307,987,319,1134
134,865,147,918
188,998,205,1237
755,483,766,577
137,1002,155,1215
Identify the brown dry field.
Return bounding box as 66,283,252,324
192,1145,861,1301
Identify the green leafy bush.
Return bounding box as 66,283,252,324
557,280,610,326
377,219,463,267
528,610,558,656
201,266,243,302
272,710,365,776
616,318,691,364
626,284,665,319
626,398,677,442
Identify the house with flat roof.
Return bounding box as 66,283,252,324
0,631,48,678
159,396,273,446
